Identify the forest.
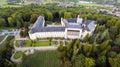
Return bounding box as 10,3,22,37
0,4,120,67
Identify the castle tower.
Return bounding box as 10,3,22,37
77,15,83,24
61,18,65,27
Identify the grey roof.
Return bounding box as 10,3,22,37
66,23,82,28
82,19,96,25
30,27,65,33
66,18,96,29
29,28,37,34
37,27,65,32
29,16,97,34
86,21,96,31
32,16,44,28
29,16,44,34
66,18,77,23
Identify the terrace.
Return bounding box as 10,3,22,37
14,51,23,59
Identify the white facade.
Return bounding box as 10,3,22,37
29,32,65,40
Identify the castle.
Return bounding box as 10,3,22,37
28,15,96,40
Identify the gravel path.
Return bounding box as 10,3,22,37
0,34,14,45
10,51,22,63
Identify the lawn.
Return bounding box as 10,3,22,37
19,51,60,67
14,51,23,59
0,36,5,42
16,40,50,47
34,41,50,46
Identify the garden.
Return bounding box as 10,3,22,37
16,40,51,47
14,51,23,59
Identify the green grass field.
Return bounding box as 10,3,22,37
20,51,60,67
0,0,7,6
34,41,50,46
0,0,31,8
14,51,23,59
16,40,50,47
79,3,104,7
78,3,110,9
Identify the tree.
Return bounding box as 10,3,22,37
45,11,53,21
96,17,105,25
96,56,106,67
94,25,106,34
8,17,15,27
0,17,5,27
64,12,72,18
24,28,29,37
74,54,85,67
20,31,24,37
84,57,95,67
16,20,22,28
22,13,31,22
23,22,29,29
30,14,38,23
99,40,111,56
22,53,27,61
57,39,82,67
109,26,118,40
101,29,110,42
57,44,66,64
108,51,117,58
53,12,60,20
115,20,120,32
59,10,66,17
16,13,24,28
84,33,90,42
49,37,52,45
106,17,117,28
4,59,14,67
109,54,120,67
91,43,98,57
47,12,53,21
115,34,120,45
83,43,92,56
